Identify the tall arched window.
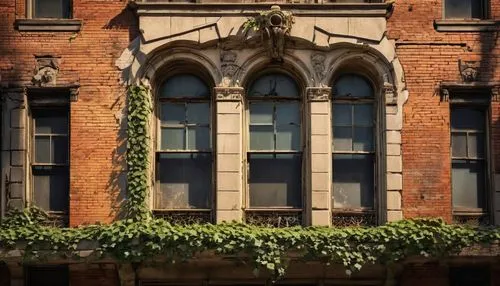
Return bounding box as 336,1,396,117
155,74,213,221
332,74,377,226
246,72,303,226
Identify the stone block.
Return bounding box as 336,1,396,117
387,210,403,222
387,173,402,190
310,114,330,136
9,183,23,199
217,191,241,210
348,17,386,42
216,171,240,191
311,191,329,210
7,198,23,210
311,134,330,154
386,114,402,131
10,151,25,167
386,143,401,156
311,210,331,226
216,134,240,154
217,113,240,134
311,172,330,192
216,210,242,223
385,105,398,115
10,167,23,183
387,190,402,210
311,154,329,173
10,129,24,150
217,154,240,172
310,101,330,114
217,101,241,114
10,108,25,129
386,130,401,144
289,16,315,42
387,156,402,173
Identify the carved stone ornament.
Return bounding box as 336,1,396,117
214,87,244,101
459,59,480,82
220,50,238,77
311,53,326,81
440,88,450,102
306,87,331,101
384,82,397,105
32,56,59,86
492,86,500,102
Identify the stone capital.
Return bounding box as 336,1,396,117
306,87,331,102
214,87,244,102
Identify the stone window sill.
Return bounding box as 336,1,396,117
434,19,499,32
14,19,82,32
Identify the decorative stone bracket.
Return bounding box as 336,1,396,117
439,83,499,102
306,87,331,101
384,82,397,106
214,87,244,101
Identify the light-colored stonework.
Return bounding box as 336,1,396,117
117,3,407,225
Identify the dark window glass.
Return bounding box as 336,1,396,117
26,266,69,286
451,107,487,211
333,154,374,209
450,266,490,286
156,153,212,209
333,74,373,98
248,73,300,98
32,108,69,213
33,0,71,19
159,74,210,98
445,0,485,19
249,154,302,208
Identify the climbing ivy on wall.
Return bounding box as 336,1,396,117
124,84,152,221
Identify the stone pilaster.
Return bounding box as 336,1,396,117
214,87,244,223
307,87,332,226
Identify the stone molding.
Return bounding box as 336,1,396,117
306,87,331,101
214,87,244,101
434,19,499,32
14,19,82,32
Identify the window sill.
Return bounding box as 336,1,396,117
434,19,499,32
14,19,82,32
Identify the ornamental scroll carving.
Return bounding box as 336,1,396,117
32,56,59,86
306,87,331,101
214,87,244,101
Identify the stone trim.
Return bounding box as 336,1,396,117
306,87,331,102
434,20,499,32
214,87,244,102
14,19,82,32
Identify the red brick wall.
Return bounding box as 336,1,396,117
387,0,500,221
0,0,136,226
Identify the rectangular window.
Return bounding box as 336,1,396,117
444,0,487,19
26,265,69,286
31,108,69,215
449,266,490,286
32,0,71,19
451,107,489,220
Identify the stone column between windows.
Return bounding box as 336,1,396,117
307,87,332,226
214,87,244,223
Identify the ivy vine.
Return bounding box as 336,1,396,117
124,84,152,221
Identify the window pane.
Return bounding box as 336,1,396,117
34,0,69,19
276,102,300,125
452,160,485,209
159,74,210,98
468,133,485,158
187,127,210,150
451,108,485,130
354,104,373,126
157,153,212,209
33,167,69,212
52,136,68,164
34,112,67,134
353,127,373,152
452,133,467,157
445,0,471,19
161,104,184,125
471,0,484,19
450,267,490,286
250,103,273,124
161,128,185,150
27,266,69,286
333,74,373,98
250,125,274,150
333,127,352,151
187,103,210,125
333,154,374,209
248,73,300,97
276,125,300,151
249,154,301,208
35,136,51,163
333,104,352,126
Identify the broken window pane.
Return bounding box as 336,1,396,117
250,103,274,124
160,74,210,98
333,104,352,126
250,125,274,150
333,154,374,209
333,127,352,151
187,126,210,150
249,154,301,208
157,153,212,209
33,166,69,212
452,133,467,158
333,74,373,98
248,73,299,97
161,103,184,125
161,128,185,150
452,159,486,210
187,103,210,125
34,0,70,19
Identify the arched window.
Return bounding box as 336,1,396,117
155,74,213,220
246,72,303,226
332,74,377,225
